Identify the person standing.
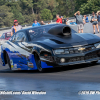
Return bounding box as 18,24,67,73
11,20,22,36
84,15,89,23
66,17,72,25
91,12,99,34
40,20,45,25
61,16,67,25
74,11,84,33
56,14,62,24
97,11,100,26
32,20,40,27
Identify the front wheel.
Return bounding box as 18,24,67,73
6,53,11,70
34,53,45,72
91,61,98,64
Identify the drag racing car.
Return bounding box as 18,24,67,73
1,24,100,72
0,32,11,45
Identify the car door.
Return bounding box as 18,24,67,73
9,31,30,68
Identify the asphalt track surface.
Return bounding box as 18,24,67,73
0,61,100,100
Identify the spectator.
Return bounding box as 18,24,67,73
91,12,99,34
40,20,45,25
56,14,62,24
61,16,67,25
32,20,40,27
74,11,84,33
84,15,89,23
48,22,50,24
11,20,22,36
66,17,72,25
97,11,100,26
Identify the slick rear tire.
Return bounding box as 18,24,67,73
34,53,45,72
6,53,11,70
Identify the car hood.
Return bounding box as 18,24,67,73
31,33,100,49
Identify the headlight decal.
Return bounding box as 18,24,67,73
54,49,65,54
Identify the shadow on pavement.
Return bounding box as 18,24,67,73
0,62,99,74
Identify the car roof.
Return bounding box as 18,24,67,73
19,24,65,32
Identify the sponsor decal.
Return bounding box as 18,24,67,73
29,30,34,33
18,68,21,70
11,65,13,68
14,64,17,69
27,62,34,68
10,60,13,68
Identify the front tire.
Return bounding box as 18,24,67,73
34,53,45,72
6,53,11,70
91,61,98,64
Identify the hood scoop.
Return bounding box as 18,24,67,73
48,25,71,37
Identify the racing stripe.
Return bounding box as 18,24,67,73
22,42,50,52
7,41,15,48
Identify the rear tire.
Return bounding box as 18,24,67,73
6,53,11,70
34,53,45,72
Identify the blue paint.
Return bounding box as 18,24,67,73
41,61,53,68
1,46,53,70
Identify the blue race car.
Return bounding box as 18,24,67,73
1,24,100,72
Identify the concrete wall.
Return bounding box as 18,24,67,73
70,22,100,33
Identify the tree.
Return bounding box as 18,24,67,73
0,0,6,6
75,0,88,12
6,0,25,24
56,0,77,17
0,5,14,27
23,14,37,24
40,9,53,21
79,0,100,14
19,0,34,14
48,0,58,18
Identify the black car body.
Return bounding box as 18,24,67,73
1,24,100,72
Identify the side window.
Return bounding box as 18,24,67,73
15,32,26,42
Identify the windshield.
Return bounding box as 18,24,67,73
28,25,54,40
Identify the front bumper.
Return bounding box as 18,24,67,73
40,48,100,67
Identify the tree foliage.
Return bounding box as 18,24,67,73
79,0,100,14
0,0,100,28
40,9,53,21
0,5,14,27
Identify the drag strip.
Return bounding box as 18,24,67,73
0,59,100,100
